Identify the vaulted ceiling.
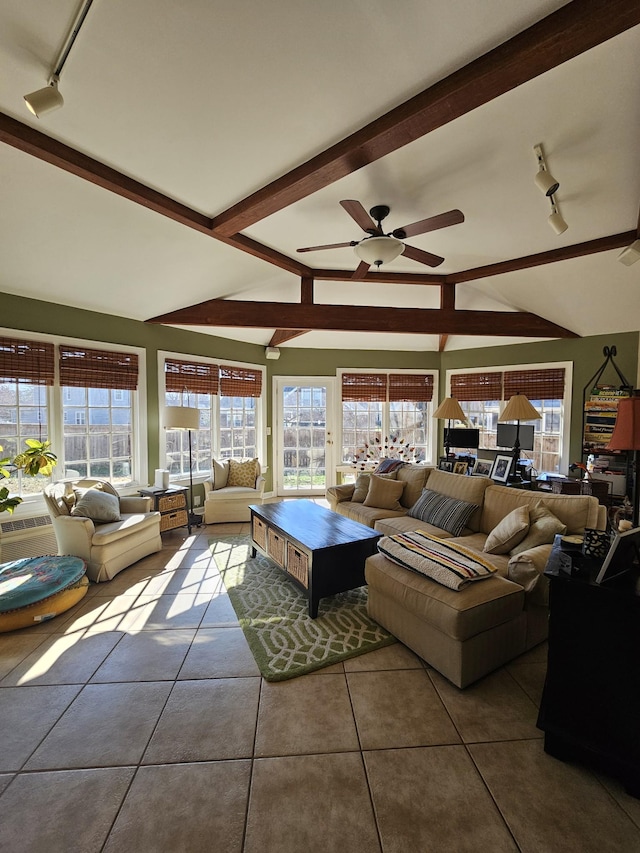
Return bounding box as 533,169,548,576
1,0,639,352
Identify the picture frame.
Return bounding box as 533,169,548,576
472,458,493,477
438,457,454,472
453,461,468,475
490,454,513,483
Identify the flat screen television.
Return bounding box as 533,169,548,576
595,527,640,584
496,423,535,451
444,427,480,449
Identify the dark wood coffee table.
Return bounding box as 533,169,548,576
249,501,381,618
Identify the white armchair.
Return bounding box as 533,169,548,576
43,478,162,582
203,458,265,523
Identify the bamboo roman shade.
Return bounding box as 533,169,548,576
165,358,219,395
503,368,565,400
388,373,434,402
0,337,55,385
341,373,389,402
450,372,502,402
219,365,263,397
59,346,139,389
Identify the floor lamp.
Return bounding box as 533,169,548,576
499,393,541,484
432,397,467,458
607,392,640,528
164,404,202,532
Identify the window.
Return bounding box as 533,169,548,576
340,371,435,464
162,355,263,480
449,365,570,473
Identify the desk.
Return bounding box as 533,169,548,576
537,538,640,796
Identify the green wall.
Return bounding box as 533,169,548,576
2,292,638,488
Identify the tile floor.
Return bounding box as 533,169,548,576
1,512,640,852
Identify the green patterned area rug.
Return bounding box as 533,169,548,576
208,535,396,681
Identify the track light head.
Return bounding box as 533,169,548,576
618,239,640,266
548,201,568,235
24,77,63,117
533,143,560,197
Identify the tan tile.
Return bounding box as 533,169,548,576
162,549,219,572
90,629,195,682
597,773,640,830
365,745,518,852
470,739,640,852
255,673,359,757
0,775,12,795
25,681,172,769
0,632,49,679
506,661,547,707
91,568,153,597
347,669,459,750
60,594,149,634
199,590,239,627
429,668,542,742
0,684,81,771
513,640,548,664
141,567,221,596
178,627,260,678
1,631,123,686
245,753,381,853
0,767,134,852
343,640,422,672
143,677,260,763
126,592,209,629
104,761,250,853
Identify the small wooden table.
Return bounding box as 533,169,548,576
249,501,381,618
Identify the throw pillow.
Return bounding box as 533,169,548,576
510,505,567,555
407,489,479,537
227,458,258,488
71,488,121,523
352,471,397,503
374,458,408,475
363,474,405,511
483,505,530,554
212,458,230,490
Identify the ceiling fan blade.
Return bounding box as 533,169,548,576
297,241,354,253
395,209,465,239
340,200,378,233
402,243,445,268
352,261,371,279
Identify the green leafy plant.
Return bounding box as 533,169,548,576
0,439,58,514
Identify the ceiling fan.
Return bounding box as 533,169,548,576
297,199,464,277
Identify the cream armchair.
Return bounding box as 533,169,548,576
43,478,162,582
203,458,265,523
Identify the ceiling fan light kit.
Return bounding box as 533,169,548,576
354,235,404,267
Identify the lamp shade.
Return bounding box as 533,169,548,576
355,236,404,267
432,396,466,422
607,396,640,450
499,393,541,422
164,405,199,431
24,81,64,117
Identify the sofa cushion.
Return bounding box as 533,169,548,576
396,465,432,508
416,470,491,531
364,474,405,511
510,505,567,555
408,489,479,537
212,458,230,490
71,488,121,523
338,502,407,527
352,471,396,503
374,514,455,539
227,458,258,487
481,484,602,536
483,505,530,554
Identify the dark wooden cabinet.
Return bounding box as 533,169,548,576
139,486,190,534
538,541,640,797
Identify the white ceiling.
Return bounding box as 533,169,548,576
1,0,639,352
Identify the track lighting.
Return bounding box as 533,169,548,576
24,77,64,118
533,143,560,197
23,0,95,118
548,199,568,235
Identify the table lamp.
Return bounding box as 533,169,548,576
433,396,467,458
164,404,201,530
607,392,640,527
499,392,541,483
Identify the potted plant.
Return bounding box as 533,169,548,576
0,439,58,514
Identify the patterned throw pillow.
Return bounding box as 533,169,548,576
227,458,258,488
408,489,479,536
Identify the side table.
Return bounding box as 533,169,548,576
139,486,190,535
537,536,640,797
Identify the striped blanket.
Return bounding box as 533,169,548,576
377,531,497,591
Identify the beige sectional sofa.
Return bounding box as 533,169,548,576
327,466,606,688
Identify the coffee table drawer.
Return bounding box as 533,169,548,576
267,528,286,568
287,542,309,588
253,516,267,551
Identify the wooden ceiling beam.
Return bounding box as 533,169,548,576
146,299,578,339
311,268,444,284
439,284,456,351
270,276,314,345
211,0,640,237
